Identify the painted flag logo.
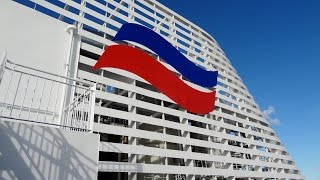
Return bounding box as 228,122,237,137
93,23,218,114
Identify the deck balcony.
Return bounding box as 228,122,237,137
0,57,96,132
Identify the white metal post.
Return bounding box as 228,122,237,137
88,83,96,132
64,25,78,105
60,25,80,126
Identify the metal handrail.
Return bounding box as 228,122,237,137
0,57,96,132
5,59,93,87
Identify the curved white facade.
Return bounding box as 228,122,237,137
11,0,303,179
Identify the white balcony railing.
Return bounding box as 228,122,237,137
0,57,95,132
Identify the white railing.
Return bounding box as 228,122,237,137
62,83,96,132
0,57,95,132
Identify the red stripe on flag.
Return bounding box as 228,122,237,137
93,45,215,114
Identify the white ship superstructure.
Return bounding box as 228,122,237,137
0,0,303,180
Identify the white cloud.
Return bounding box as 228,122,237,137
263,106,281,126
269,118,281,126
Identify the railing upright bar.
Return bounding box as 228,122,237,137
80,93,84,129
85,93,88,129
0,63,15,117
43,81,53,121
80,90,84,130
10,73,23,117
35,80,46,121
58,75,67,125
75,93,79,129
0,51,7,84
84,93,88,129
27,77,39,120
52,81,62,122
18,74,31,118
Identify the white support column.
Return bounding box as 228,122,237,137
59,25,81,125
128,86,137,180
163,126,168,166
65,25,81,80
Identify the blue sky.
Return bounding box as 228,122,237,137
157,0,320,179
